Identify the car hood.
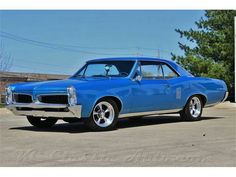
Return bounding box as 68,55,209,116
11,79,88,93
10,77,124,93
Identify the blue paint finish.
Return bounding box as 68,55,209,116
8,57,228,118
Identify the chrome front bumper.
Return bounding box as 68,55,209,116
6,102,82,118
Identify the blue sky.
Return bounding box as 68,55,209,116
0,10,205,75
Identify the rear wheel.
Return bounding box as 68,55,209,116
180,95,203,121
83,99,119,131
27,116,58,128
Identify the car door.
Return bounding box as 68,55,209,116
130,61,176,113
161,63,188,109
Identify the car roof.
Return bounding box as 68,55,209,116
87,57,172,63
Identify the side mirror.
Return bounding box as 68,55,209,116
133,71,142,82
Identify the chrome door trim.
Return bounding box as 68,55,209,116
119,108,181,118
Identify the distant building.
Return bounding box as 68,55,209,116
0,71,69,104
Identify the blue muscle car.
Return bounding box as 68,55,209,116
5,57,228,131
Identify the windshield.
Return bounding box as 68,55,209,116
74,60,135,78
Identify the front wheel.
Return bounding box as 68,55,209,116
180,95,203,121
83,99,119,131
27,116,58,128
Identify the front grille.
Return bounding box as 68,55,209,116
14,94,32,103
38,95,68,104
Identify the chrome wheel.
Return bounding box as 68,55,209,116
189,97,202,118
93,101,115,128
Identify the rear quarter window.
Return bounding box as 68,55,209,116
162,64,178,79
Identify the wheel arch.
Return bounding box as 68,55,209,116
88,95,123,117
185,93,208,107
96,96,122,112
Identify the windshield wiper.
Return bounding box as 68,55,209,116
74,74,85,79
90,75,107,77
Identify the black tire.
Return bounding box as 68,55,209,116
27,116,58,128
83,98,119,131
180,95,203,121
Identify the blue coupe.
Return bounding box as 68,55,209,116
6,57,228,131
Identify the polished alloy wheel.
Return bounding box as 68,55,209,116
189,96,202,118
92,101,115,127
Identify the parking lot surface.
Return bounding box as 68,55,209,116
0,102,235,166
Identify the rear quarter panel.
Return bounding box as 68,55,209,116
185,77,227,106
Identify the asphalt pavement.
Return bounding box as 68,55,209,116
0,102,235,166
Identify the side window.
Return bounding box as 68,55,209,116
140,61,164,79
162,64,178,79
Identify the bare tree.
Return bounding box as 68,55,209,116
0,41,13,71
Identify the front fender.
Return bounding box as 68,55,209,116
90,92,123,115
77,90,125,118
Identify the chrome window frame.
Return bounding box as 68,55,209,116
136,60,180,81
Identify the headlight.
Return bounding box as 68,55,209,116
5,87,13,104
67,86,77,106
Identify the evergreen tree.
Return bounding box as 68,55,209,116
172,10,236,90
